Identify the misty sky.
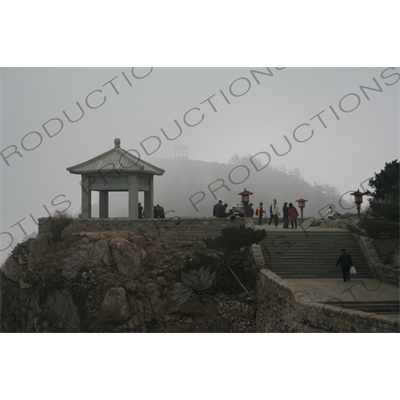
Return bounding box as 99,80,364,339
1,67,399,255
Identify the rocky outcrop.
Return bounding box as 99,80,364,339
1,228,258,333
1,231,157,332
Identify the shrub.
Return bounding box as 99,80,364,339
357,217,399,239
47,210,74,244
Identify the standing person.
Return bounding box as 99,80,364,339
272,199,280,227
247,203,254,218
213,200,225,218
256,202,265,225
138,202,143,219
157,204,165,219
153,206,159,219
268,202,274,225
282,202,289,228
288,202,299,229
336,249,354,282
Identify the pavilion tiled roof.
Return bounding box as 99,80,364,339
67,139,165,176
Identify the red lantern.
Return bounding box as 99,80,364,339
238,188,253,217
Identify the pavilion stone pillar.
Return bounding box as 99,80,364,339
81,175,93,219
99,191,109,218
128,175,139,219
144,176,154,219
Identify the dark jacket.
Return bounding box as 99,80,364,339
336,252,353,268
247,205,254,217
213,202,225,218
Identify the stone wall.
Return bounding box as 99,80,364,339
256,269,399,333
355,234,399,285
38,217,245,247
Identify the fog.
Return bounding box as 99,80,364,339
1,67,399,257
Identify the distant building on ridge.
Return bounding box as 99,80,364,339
174,144,188,159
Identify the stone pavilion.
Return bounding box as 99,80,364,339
67,138,165,219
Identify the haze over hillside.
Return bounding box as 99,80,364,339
95,155,353,219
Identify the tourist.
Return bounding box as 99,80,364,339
153,206,159,219
336,248,354,282
268,202,274,225
138,202,143,219
157,204,165,219
256,202,265,225
326,206,334,219
272,199,280,227
213,200,225,218
282,202,289,228
223,203,230,217
247,203,255,218
288,202,299,229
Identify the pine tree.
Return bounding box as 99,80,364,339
358,160,399,238
367,160,399,221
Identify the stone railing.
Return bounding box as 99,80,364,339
256,269,399,333
354,234,399,285
38,217,245,247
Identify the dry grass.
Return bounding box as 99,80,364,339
47,210,74,244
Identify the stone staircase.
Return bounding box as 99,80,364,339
322,300,400,315
260,230,374,279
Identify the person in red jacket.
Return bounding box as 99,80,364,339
156,204,165,219
288,202,299,229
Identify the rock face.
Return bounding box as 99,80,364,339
1,229,258,333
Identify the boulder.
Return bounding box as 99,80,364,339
44,288,80,332
109,237,147,278
101,287,130,320
27,233,52,268
1,256,25,283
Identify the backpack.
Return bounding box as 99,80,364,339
255,208,259,216
270,205,273,214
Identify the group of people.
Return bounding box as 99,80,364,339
213,198,300,228
137,203,165,219
253,199,300,228
213,200,227,218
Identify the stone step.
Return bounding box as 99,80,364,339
323,301,400,314
260,230,374,279
265,273,374,279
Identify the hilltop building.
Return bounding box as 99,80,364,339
174,144,188,158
